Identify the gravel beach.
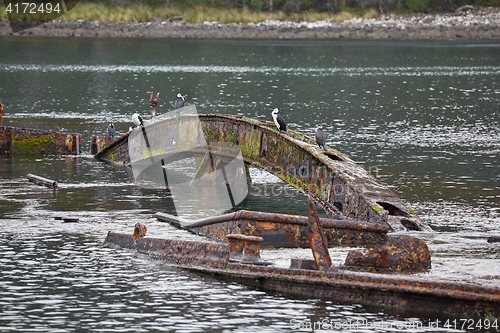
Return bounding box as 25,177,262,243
1,7,500,39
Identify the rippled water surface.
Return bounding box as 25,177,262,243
1,37,500,332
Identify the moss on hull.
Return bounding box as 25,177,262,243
11,133,56,154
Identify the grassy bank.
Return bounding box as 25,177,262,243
0,2,379,24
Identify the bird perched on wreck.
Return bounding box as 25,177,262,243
107,123,115,140
174,93,185,120
271,108,286,132
132,113,144,127
149,91,160,120
315,124,327,150
174,93,185,109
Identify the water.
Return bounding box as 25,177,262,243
1,37,500,332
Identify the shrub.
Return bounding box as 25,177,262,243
406,0,430,12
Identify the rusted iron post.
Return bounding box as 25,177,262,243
227,234,245,261
27,173,58,189
90,135,99,155
133,222,148,241
242,235,264,262
226,234,265,264
308,198,333,271
90,135,113,155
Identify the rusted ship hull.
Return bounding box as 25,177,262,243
156,210,389,247
104,231,500,318
95,113,428,232
0,126,82,155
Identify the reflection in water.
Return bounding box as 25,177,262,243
0,37,499,332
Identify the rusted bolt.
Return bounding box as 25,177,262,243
133,222,148,241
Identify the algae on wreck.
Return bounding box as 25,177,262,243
11,133,56,153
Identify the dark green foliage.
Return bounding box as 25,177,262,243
76,0,499,13
406,0,430,12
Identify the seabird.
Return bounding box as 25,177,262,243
271,108,286,132
174,93,185,109
132,113,144,127
149,91,160,120
174,93,185,120
107,123,115,140
315,124,327,150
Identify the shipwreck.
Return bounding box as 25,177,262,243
105,199,500,318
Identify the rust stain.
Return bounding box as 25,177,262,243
65,134,73,151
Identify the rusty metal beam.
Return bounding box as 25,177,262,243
156,210,388,247
307,198,333,271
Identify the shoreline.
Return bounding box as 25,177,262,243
1,7,500,39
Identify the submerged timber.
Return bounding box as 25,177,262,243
96,113,428,232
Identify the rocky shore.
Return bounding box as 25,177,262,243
2,7,500,39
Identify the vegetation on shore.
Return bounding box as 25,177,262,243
0,2,376,24
1,0,498,24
